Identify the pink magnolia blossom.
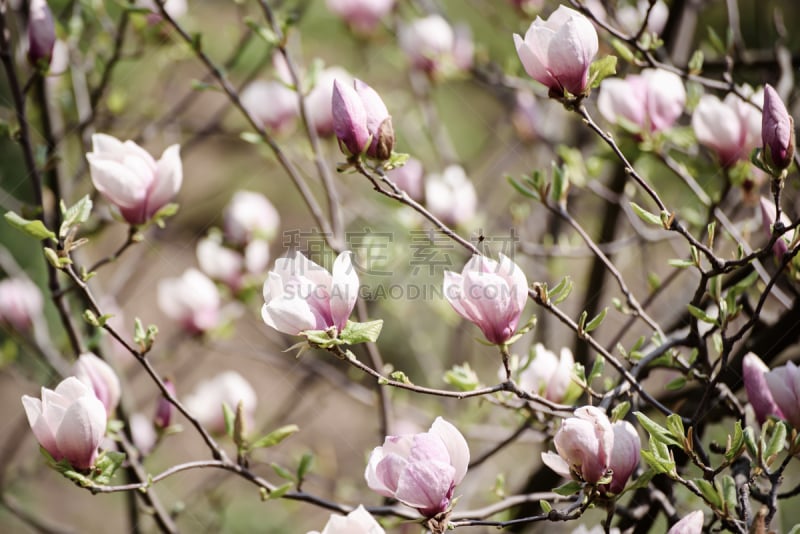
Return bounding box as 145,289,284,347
197,237,245,288
759,197,792,260
308,505,385,534
514,5,599,96
325,0,395,34
27,0,56,67
332,79,394,160
399,16,473,76
87,134,182,225
667,510,704,534
541,406,614,485
387,157,424,201
224,190,280,245
425,165,477,227
21,377,107,470
157,269,221,334
508,344,574,402
365,417,469,517
184,371,257,434
444,254,528,345
762,84,795,171
765,360,800,430
306,67,354,137
154,379,175,430
616,0,669,35
743,352,784,425
241,80,299,133
692,86,763,167
0,277,43,332
607,421,640,494
261,251,359,336
72,353,121,416
598,69,685,133
130,412,157,455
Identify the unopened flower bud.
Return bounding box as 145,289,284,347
332,79,393,160
765,361,800,430
0,277,43,332
762,84,795,172
154,379,175,429
72,352,121,416
607,421,640,494
743,352,783,425
27,0,56,67
542,406,613,485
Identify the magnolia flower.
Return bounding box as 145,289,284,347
743,352,784,425
21,377,107,469
667,510,704,534
261,251,359,336
598,69,685,133
541,406,614,485
765,361,800,429
87,134,182,225
444,254,528,345
425,165,477,227
325,0,395,34
157,269,221,334
511,90,540,142
130,412,157,455
72,353,121,416
184,371,257,434
510,344,574,402
27,0,56,66
136,0,188,22
241,80,299,133
762,84,795,171
607,421,640,494
759,197,792,260
514,5,599,96
399,16,473,76
154,379,175,430
387,157,424,201
0,277,43,332
365,417,469,517
692,86,763,167
332,79,394,160
307,505,385,534
224,190,280,245
617,0,669,35
306,67,355,137
197,237,244,288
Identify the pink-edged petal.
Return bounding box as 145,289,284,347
514,33,555,89
147,144,183,216
87,156,149,209
443,270,469,319
330,251,359,331
429,417,470,485
373,452,408,495
395,460,455,513
261,298,319,335
541,451,571,478
22,395,60,458
55,395,106,469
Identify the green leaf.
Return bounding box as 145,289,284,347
611,39,635,63
539,500,552,513
150,203,179,228
587,55,618,89
611,401,630,422
270,463,295,482
4,211,56,242
665,377,687,391
443,363,480,391
640,449,672,475
765,421,787,460
635,412,680,447
60,195,93,238
687,305,717,325
688,50,704,75
552,480,582,496
240,132,264,145
339,319,383,345
726,421,744,461
630,202,661,226
507,175,539,200
244,18,279,46
694,478,722,509
588,356,604,382
665,414,685,441
721,475,736,514
549,163,569,205
92,450,126,485
667,258,696,269
250,424,299,449
584,307,607,333
383,151,410,171
222,402,235,438
267,481,293,500
297,453,313,481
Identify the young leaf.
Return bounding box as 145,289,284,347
4,212,56,242
584,307,607,333
587,55,618,89
630,202,661,226
270,463,296,482
552,480,582,496
339,319,383,345
222,402,235,438
297,453,314,481
250,424,300,450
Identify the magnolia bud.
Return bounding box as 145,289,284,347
72,352,122,416
332,79,393,161
743,352,783,425
154,379,175,429
0,277,43,332
762,84,795,172
765,361,800,430
28,0,56,67
542,406,613,485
